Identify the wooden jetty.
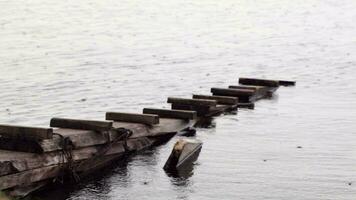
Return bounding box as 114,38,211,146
0,77,295,198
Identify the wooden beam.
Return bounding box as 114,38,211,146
106,112,159,125
279,80,296,86
228,85,261,91
167,97,217,107
50,118,112,131
143,108,197,120
0,124,53,140
211,88,255,97
192,94,238,105
239,77,280,87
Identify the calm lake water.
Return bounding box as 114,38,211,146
1,0,356,199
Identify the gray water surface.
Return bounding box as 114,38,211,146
1,0,356,199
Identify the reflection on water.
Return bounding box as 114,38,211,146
1,0,356,199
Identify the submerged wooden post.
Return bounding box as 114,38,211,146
106,112,159,125
163,139,202,171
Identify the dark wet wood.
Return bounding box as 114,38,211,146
211,88,254,102
0,124,53,140
106,112,159,125
167,97,217,107
143,108,197,120
192,94,238,105
239,77,280,87
50,118,113,131
279,80,296,86
171,104,211,117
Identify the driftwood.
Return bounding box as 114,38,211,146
0,124,53,140
50,118,113,131
143,108,197,120
106,112,159,125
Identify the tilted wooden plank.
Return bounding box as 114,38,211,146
106,112,159,125
279,80,296,86
143,108,197,120
167,97,217,107
192,94,238,105
50,118,112,131
0,124,53,140
239,77,280,87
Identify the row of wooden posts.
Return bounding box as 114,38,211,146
0,77,295,197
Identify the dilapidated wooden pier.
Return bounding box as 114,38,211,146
0,77,295,198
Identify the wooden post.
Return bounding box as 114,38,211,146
192,94,238,105
239,77,280,87
0,124,53,140
106,112,159,125
50,118,113,131
143,108,197,120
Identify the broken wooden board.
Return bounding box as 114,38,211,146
0,124,53,141
143,108,197,120
50,118,113,132
106,112,159,125
164,139,202,170
192,94,238,105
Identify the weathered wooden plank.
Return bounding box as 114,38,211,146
192,94,238,105
143,108,197,120
211,88,255,103
279,80,296,86
228,85,263,91
239,77,280,87
0,165,60,190
0,124,53,140
50,118,112,131
0,135,156,190
0,138,44,153
171,104,211,117
167,97,217,107
106,112,159,125
211,88,255,96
